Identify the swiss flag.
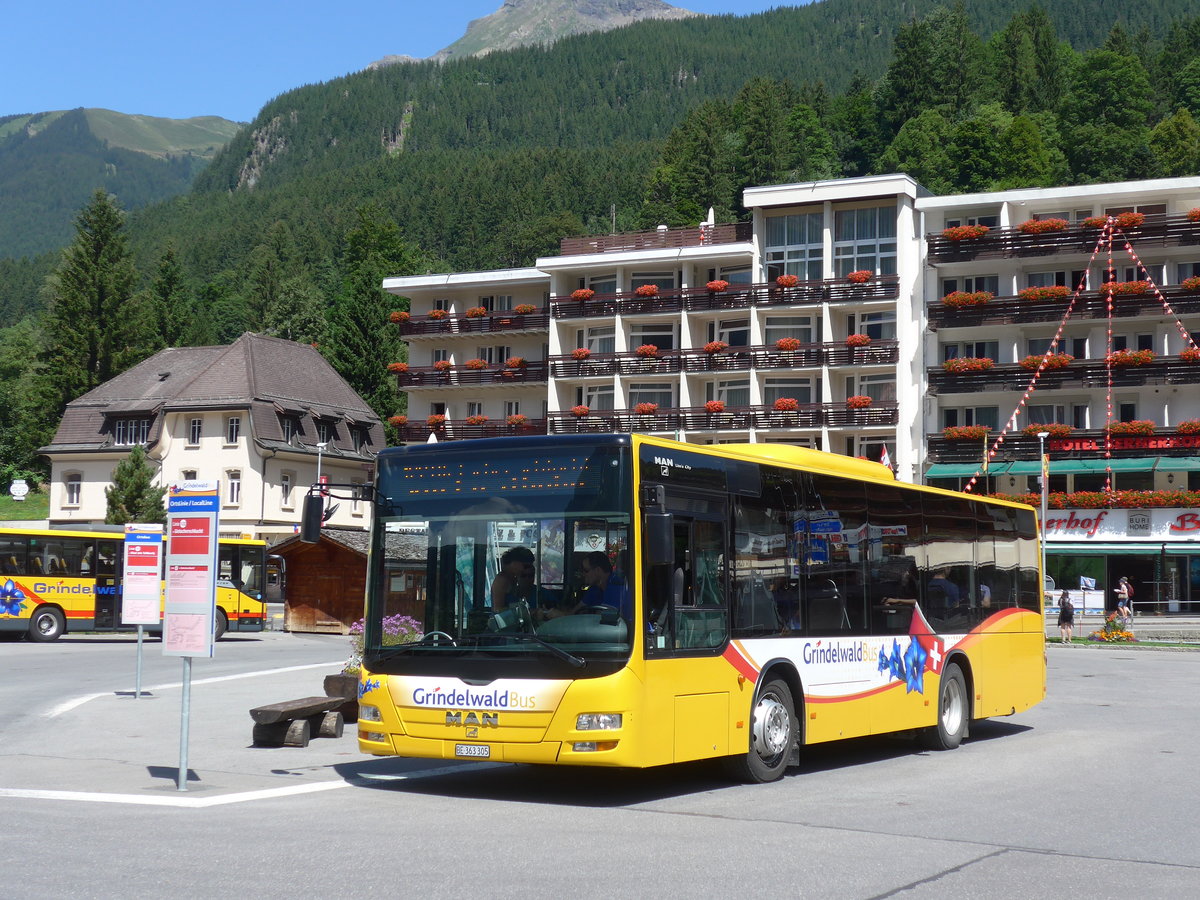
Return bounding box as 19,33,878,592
908,606,944,675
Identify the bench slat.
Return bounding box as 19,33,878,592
250,696,345,725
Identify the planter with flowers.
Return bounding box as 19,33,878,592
846,270,872,284
570,405,590,418
1082,215,1109,229
513,304,536,315
942,224,990,241
465,415,489,426
464,306,488,319
1107,349,1155,367
942,357,994,374
1018,285,1071,302
387,415,408,427
942,290,993,308
506,414,529,427
846,395,872,410
571,347,592,361
943,425,991,441
706,280,730,293
635,344,660,359
1106,420,1156,436
703,340,729,354
570,288,596,302
386,361,409,374
505,356,527,370
773,397,800,413
1180,347,1200,363
1114,211,1145,228
1183,276,1200,292
775,274,799,289
704,400,726,414
845,334,872,348
633,402,659,416
1018,218,1069,235
464,358,488,371
1020,353,1073,371
1023,423,1071,438
433,360,452,373
426,414,447,429
634,284,659,298
428,309,448,320
1177,421,1200,435
389,310,410,324
1188,208,1200,224
1100,280,1150,296
775,337,802,353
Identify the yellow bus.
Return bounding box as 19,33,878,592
0,527,267,642
346,434,1045,782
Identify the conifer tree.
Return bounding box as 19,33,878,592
105,445,166,524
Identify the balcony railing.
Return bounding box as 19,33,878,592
558,221,753,255
928,429,1200,463
547,341,897,377
926,212,1200,265
550,275,900,319
927,357,1200,395
394,418,549,443
546,402,898,434
396,310,549,337
393,361,548,387
928,284,1200,331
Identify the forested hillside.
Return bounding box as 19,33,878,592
2,0,1200,491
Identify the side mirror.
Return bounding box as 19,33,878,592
644,512,673,567
300,494,324,543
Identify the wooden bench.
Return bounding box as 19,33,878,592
249,696,347,748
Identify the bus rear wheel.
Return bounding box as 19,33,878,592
214,609,228,641
28,607,65,642
922,662,967,750
723,677,796,784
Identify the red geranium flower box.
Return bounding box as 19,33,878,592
775,274,799,288
387,361,409,373
775,337,802,352
846,395,872,409
465,415,489,426
433,360,452,372
634,284,659,298
570,288,596,302
1107,349,1155,367
943,425,991,440
464,358,488,370
845,334,872,348
426,414,446,428
389,310,410,323
942,224,989,241
1106,420,1155,435
387,415,407,426
942,357,994,373
1018,218,1069,235
571,347,591,360
1020,353,1073,371
570,405,590,418
513,304,536,315
773,397,799,412
942,290,993,307
1018,285,1071,302
1023,423,1071,437
704,400,726,413
506,414,528,426
633,402,659,415
706,280,730,293
703,341,729,354
846,270,872,284
635,344,659,358
428,309,448,320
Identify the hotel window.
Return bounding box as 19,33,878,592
1118,402,1137,422
717,266,753,285
433,298,449,312
763,316,817,345
1122,265,1163,284
628,383,674,409
834,206,896,277
188,418,202,445
855,311,896,341
764,211,823,281
715,318,750,347
713,379,750,407
943,339,999,362
631,272,676,290
1027,270,1087,290
630,323,675,351
944,212,998,228
114,418,150,446
1026,405,1066,424
65,474,82,507
763,377,817,405
854,373,896,403
432,348,449,364
226,471,241,506
496,294,513,310
576,326,615,355
281,472,294,509
940,275,999,295
941,407,999,429
466,401,483,418
580,385,614,410
225,416,240,444
1104,203,1165,216
1177,262,1200,281
587,274,617,294
476,296,495,312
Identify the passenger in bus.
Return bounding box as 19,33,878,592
491,546,535,613
927,569,961,606
575,551,632,621
771,577,801,634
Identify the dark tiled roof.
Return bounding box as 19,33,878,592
41,333,384,457
271,528,426,561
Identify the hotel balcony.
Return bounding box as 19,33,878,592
547,340,898,378
396,309,550,338
557,222,753,255
549,275,900,319
927,428,1200,465
393,361,549,387
394,417,549,443
928,284,1200,331
926,356,1200,395
545,402,898,434
925,212,1200,265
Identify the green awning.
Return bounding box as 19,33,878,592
1050,542,1200,556
1155,457,1200,471
925,463,1006,478
1006,457,1157,475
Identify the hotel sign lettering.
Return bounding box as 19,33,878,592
1043,508,1200,541
1049,435,1200,451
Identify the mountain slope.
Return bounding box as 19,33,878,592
0,109,242,259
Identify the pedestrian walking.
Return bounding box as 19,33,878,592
1057,589,1074,645
1115,576,1134,627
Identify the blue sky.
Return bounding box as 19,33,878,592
5,1,797,123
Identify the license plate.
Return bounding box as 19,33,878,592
454,743,491,758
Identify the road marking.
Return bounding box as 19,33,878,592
0,764,494,808
43,661,344,718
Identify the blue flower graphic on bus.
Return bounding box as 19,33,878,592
877,636,928,694
0,579,29,617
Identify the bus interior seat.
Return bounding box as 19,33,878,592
3,556,17,574
806,579,847,632
31,557,45,574
735,577,780,633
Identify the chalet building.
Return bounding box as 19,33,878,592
40,333,383,541
383,174,1200,613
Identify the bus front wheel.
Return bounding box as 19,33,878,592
723,677,796,784
28,607,65,642
923,662,967,750
214,609,228,641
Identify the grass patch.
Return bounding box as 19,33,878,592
0,490,49,520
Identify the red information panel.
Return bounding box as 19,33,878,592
126,543,160,566
170,517,211,556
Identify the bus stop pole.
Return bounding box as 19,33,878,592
135,626,144,699
178,657,192,791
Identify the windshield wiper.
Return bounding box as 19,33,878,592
489,632,585,668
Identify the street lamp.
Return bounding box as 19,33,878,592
1037,431,1050,605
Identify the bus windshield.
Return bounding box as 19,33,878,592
365,439,634,677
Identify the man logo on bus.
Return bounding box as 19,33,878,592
0,579,29,616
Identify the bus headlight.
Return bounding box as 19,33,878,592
576,713,622,731
359,704,382,722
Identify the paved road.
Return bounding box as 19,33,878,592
1,634,1197,898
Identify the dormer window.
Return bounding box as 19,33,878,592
316,420,336,444
281,415,300,442
113,418,150,446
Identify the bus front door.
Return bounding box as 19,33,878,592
93,539,121,630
